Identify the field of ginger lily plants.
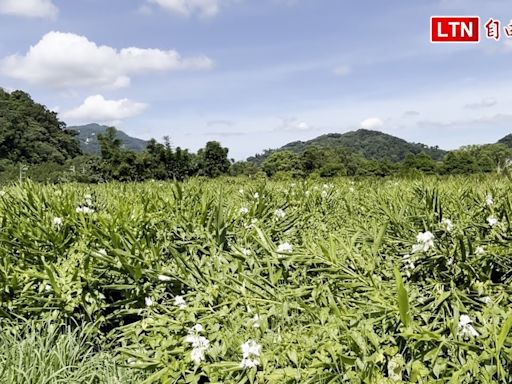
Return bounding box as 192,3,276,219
0,176,512,383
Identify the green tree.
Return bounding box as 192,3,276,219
262,151,301,177
97,127,122,161
230,161,258,176
403,152,438,174
196,141,230,178
441,151,478,175
0,89,81,164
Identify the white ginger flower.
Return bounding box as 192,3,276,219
240,357,260,368
458,314,479,338
441,218,453,232
277,242,293,253
191,347,206,363
186,324,209,364
252,314,261,328
53,217,63,228
487,216,498,227
76,206,94,214
174,295,187,309
412,231,434,253
240,339,262,369
145,297,155,307
274,208,286,219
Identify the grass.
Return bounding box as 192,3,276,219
0,321,147,384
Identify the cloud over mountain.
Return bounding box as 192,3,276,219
62,95,148,124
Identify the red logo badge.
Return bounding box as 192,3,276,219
431,17,480,43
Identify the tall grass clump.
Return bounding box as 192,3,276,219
0,321,147,384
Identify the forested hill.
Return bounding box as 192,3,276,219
0,89,82,164
68,123,148,155
248,129,446,164
497,134,512,148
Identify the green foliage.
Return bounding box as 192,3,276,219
229,161,259,177
250,129,447,165
262,150,301,177
0,176,512,382
0,89,81,164
196,141,231,178
0,321,147,384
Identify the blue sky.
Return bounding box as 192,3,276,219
1,0,512,159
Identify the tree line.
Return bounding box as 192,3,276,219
1,88,512,183
2,128,512,184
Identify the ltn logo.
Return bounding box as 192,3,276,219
431,17,480,43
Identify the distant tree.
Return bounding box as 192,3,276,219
141,138,169,179
262,151,301,177
461,144,512,173
301,146,325,173
441,151,478,175
170,147,195,180
196,141,230,177
97,127,145,181
403,152,438,174
230,161,259,176
97,127,122,160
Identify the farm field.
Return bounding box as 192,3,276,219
1,176,512,383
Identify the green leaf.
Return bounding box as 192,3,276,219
394,266,410,327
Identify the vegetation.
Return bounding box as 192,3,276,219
69,123,149,155
249,129,447,164
1,176,512,382
0,89,81,166
1,89,512,184
0,321,147,384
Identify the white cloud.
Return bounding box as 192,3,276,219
333,65,351,76
207,120,235,127
148,0,221,17
62,95,148,124
0,0,58,18
1,31,213,89
465,97,497,109
360,117,383,130
279,117,313,132
403,110,420,117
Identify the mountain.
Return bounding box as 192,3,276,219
248,129,447,163
0,89,81,165
497,134,512,148
68,123,148,155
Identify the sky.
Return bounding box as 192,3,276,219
1,0,512,160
